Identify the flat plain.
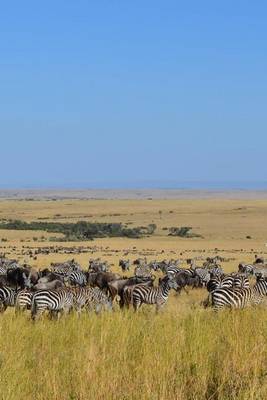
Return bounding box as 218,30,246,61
0,193,267,399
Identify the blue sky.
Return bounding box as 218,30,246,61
0,1,266,188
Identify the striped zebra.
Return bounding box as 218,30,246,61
209,265,223,276
31,289,74,320
233,275,250,289
123,274,178,312
84,287,112,314
204,275,235,307
15,289,33,312
70,286,111,313
66,270,87,287
0,286,16,312
134,264,152,278
194,268,211,286
164,265,183,275
211,276,267,311
51,260,81,276
238,263,255,275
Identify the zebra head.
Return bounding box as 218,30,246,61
166,272,179,291
23,271,32,289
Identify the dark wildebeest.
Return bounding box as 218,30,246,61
6,267,30,290
119,259,130,272
108,276,155,307
173,271,202,294
87,272,121,295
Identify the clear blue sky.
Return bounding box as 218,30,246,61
0,1,266,189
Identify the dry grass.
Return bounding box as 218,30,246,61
0,197,267,399
1,301,267,400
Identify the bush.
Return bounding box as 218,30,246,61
168,226,202,238
0,220,156,241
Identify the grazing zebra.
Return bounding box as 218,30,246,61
0,286,16,312
15,289,33,312
66,270,87,286
31,289,74,320
123,274,178,311
211,277,267,312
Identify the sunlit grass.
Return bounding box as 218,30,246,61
1,292,267,400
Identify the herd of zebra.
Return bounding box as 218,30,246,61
0,255,267,319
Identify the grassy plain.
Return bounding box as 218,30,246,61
0,196,267,399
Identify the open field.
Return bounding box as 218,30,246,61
1,195,267,399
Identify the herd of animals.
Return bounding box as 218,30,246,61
0,254,267,319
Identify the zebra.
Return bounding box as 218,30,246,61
211,276,267,312
194,268,211,286
207,275,234,292
71,287,112,314
88,259,109,273
238,263,255,275
66,270,87,287
164,265,182,275
31,289,74,320
51,260,81,276
123,274,178,312
0,266,6,275
134,264,152,279
15,289,33,312
204,275,235,307
209,265,223,276
84,287,112,313
0,286,16,312
233,275,250,289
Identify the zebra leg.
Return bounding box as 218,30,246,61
0,304,8,313
155,302,165,313
133,299,141,312
183,287,189,295
95,304,102,314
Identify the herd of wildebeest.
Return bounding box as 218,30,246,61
0,254,267,319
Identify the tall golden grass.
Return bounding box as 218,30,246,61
1,294,267,400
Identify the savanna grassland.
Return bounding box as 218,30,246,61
0,195,267,399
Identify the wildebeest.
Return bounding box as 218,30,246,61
108,276,154,307
119,259,130,272
87,272,121,295
33,280,65,291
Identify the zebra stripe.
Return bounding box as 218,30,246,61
67,270,87,286
233,275,250,289
211,278,267,311
194,268,211,285
15,290,33,312
71,287,112,313
31,289,74,320
123,275,178,311
0,286,16,312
